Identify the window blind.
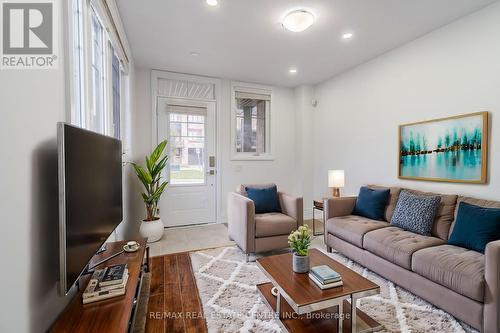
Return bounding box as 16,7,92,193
167,105,207,116
235,91,271,101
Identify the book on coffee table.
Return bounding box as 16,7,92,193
309,272,343,290
310,265,342,284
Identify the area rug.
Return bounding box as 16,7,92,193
190,246,477,333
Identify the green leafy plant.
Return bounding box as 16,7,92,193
288,225,312,256
132,140,169,221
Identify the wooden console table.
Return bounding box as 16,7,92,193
51,238,149,333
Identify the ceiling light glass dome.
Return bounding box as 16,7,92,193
282,9,315,32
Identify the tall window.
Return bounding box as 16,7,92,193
69,0,128,138
90,10,105,134
111,52,121,138
71,0,84,127
236,95,267,154
231,84,272,160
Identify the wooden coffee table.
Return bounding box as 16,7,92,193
256,249,382,333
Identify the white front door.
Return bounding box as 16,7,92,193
157,97,217,227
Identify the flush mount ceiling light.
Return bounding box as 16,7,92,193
282,9,315,32
289,68,298,74
190,51,200,56
206,0,218,6
342,32,354,40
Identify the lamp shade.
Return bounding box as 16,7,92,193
328,170,345,188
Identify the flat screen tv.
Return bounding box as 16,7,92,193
58,123,123,294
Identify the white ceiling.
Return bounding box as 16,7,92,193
116,0,497,87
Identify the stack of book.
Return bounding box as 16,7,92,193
309,265,343,290
82,264,129,304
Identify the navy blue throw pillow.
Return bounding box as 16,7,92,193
245,185,281,214
448,202,500,253
352,186,390,220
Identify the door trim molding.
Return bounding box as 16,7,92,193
151,70,223,224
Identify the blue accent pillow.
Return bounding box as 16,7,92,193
245,185,281,214
448,202,500,253
390,190,441,236
353,186,390,220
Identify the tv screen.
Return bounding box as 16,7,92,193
58,123,123,294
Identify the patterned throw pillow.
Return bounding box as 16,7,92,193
390,191,441,236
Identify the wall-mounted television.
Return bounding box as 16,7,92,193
58,123,123,294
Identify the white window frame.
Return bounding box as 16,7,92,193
67,0,129,139
110,48,122,139
67,0,87,128
89,7,108,134
230,81,273,161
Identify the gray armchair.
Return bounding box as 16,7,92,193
227,184,303,261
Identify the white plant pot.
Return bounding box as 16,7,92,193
139,218,164,243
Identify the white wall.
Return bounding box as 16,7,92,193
131,68,300,224
312,2,500,200
0,2,136,332
129,67,152,224
0,2,67,331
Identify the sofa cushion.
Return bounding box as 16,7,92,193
246,185,281,214
363,227,444,269
255,213,296,237
238,183,276,196
368,185,402,222
448,202,500,253
450,196,500,237
353,186,391,220
326,215,390,248
412,245,485,302
390,190,441,236
404,189,458,241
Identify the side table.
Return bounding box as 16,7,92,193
312,199,326,236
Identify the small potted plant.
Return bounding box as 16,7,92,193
288,225,312,273
132,140,169,243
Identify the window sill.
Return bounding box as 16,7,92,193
231,154,275,161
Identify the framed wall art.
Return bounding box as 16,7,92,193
399,112,488,183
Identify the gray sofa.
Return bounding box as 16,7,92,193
324,186,500,333
228,184,303,261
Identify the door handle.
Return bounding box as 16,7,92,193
206,170,216,175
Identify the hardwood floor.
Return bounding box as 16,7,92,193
146,252,207,333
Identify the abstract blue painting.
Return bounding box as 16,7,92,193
399,112,488,183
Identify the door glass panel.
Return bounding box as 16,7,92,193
169,112,206,185
188,123,204,137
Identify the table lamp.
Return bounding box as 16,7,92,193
328,170,344,197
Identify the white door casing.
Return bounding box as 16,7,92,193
157,97,216,227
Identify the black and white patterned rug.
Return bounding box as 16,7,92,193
190,246,477,333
